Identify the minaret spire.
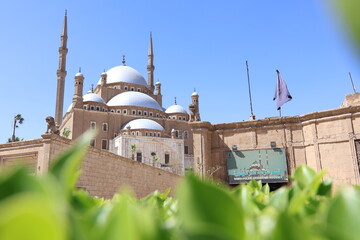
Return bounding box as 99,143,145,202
147,32,155,93
55,11,68,125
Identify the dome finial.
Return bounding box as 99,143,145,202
175,97,177,105
91,84,94,93
122,55,126,66
79,67,81,73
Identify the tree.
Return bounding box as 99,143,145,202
7,137,23,143
130,144,137,160
11,114,24,142
62,128,71,138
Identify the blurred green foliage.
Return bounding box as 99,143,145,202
1,133,360,240
337,0,360,54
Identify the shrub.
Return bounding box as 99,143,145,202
0,132,359,239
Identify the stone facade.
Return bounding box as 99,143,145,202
0,134,181,198
110,134,185,175
191,103,360,188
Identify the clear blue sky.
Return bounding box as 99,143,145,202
1,0,359,142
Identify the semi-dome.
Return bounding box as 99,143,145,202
97,65,147,86
66,103,74,112
165,104,188,114
83,93,106,104
107,91,163,111
75,72,84,77
121,119,165,131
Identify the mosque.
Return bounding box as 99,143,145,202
55,13,199,175
1,13,360,197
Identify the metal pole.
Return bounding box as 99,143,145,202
349,72,357,93
246,60,255,120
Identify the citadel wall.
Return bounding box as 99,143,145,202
190,105,360,188
0,134,181,198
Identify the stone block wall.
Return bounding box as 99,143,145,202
0,134,181,199
191,106,360,188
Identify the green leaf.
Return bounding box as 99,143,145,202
293,165,317,190
49,130,95,196
177,175,245,240
0,193,67,240
95,193,170,240
317,179,332,197
0,168,46,201
336,0,360,55
269,187,289,212
271,212,322,240
326,187,360,240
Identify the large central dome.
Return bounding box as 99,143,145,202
107,91,163,111
97,65,147,86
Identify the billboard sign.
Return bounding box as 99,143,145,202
226,148,288,184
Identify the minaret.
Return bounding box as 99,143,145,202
189,89,201,122
72,69,84,109
55,11,68,125
100,70,107,86
147,32,155,93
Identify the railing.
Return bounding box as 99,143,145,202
137,156,184,175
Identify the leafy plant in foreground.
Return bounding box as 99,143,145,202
0,133,360,240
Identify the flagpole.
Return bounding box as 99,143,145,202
246,60,255,120
277,70,281,117
349,72,357,93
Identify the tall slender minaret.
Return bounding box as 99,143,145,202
147,32,155,93
55,11,68,125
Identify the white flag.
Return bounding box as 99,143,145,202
273,70,292,110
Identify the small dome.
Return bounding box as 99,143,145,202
83,93,106,104
155,81,161,85
107,91,163,111
165,104,188,114
75,72,84,77
122,119,165,131
66,103,74,112
192,91,198,96
97,65,147,86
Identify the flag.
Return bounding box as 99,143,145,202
273,70,292,110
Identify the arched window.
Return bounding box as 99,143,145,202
102,123,108,131
101,139,108,150
165,153,170,164
184,131,188,139
136,152,142,162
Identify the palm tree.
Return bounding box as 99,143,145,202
11,114,24,142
